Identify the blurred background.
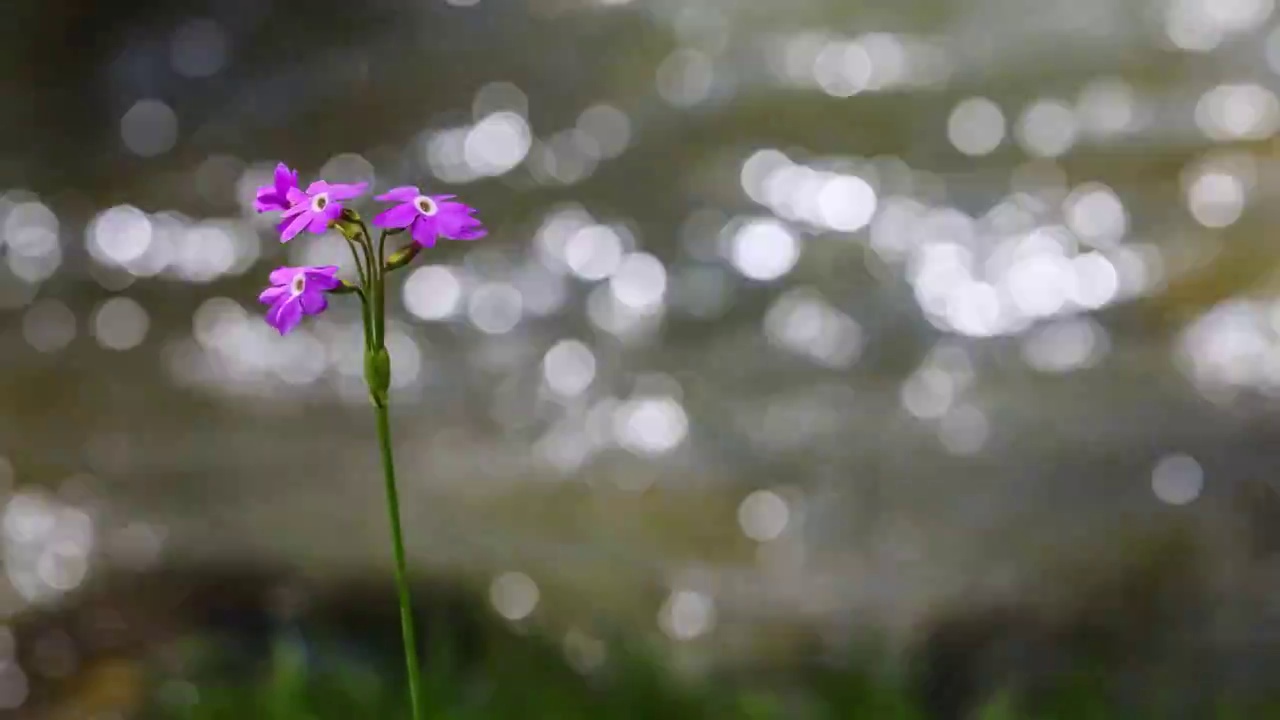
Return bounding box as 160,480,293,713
4,0,1280,717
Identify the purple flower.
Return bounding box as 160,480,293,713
372,186,486,248
278,180,369,242
258,265,341,335
254,163,300,213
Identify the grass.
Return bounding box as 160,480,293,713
37,564,1272,720
122,629,1280,720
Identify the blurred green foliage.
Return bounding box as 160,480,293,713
131,632,1279,720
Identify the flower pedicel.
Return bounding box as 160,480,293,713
253,162,486,720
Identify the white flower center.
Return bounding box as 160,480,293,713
290,274,306,296
414,196,438,216
310,192,330,213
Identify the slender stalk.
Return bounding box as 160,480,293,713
358,221,386,346
372,399,425,720
353,288,374,351
377,228,390,269
337,231,376,350
355,228,378,302
341,235,370,290
361,216,422,720
375,276,386,348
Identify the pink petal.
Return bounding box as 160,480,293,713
281,202,308,219
303,267,341,291
438,208,487,240
299,291,328,315
268,266,304,285
375,186,420,202
435,199,476,216
373,202,419,229
327,182,368,201
451,224,487,241
306,211,334,235
304,202,343,234
258,285,290,305
273,298,304,335
410,216,440,247
306,180,330,195
274,163,296,193
280,212,311,242
265,296,290,330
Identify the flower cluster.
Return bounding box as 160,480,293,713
252,162,486,335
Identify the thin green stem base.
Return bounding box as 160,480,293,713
374,399,425,720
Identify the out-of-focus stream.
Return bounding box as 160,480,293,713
3,0,1280,682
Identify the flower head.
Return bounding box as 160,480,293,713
276,180,368,242
373,186,486,248
254,163,300,213
258,265,341,335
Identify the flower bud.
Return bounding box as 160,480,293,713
384,244,422,273
333,218,361,239
328,279,361,295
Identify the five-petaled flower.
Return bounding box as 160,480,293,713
254,163,300,213
372,186,486,248
258,265,340,335
278,180,368,242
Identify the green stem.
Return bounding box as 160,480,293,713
357,222,378,297
373,397,425,720
360,222,386,346
355,214,419,718
375,282,386,348
355,288,374,351
338,235,375,350
342,235,369,289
